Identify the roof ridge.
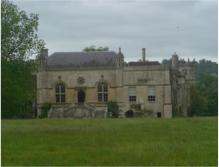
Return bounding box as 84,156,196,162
52,51,116,54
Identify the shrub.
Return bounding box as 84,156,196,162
125,110,134,117
39,103,51,118
107,101,119,118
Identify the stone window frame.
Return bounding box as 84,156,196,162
55,83,65,104
148,87,156,103
128,87,137,104
97,82,108,102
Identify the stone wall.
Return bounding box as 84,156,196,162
37,65,173,118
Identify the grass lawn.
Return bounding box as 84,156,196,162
1,117,218,166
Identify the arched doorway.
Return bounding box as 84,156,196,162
78,90,85,104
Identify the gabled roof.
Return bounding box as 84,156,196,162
47,51,118,68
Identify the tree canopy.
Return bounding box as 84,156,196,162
2,0,44,118
83,45,109,52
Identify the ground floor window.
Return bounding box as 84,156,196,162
129,96,136,102
148,95,156,102
128,87,136,103
55,83,65,103
148,87,156,103
97,82,108,102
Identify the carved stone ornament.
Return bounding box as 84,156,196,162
77,77,85,84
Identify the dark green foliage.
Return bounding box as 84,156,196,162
195,59,218,78
1,0,45,61
125,110,134,117
1,0,44,118
194,74,218,116
39,103,51,118
2,60,36,118
189,59,218,116
190,86,208,116
83,45,109,52
107,101,119,118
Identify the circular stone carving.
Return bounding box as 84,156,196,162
77,77,85,84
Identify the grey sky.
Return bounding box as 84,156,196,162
14,0,218,62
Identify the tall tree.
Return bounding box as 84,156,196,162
1,0,44,118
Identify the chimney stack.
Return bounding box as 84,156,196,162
119,47,121,53
142,48,146,62
39,48,48,71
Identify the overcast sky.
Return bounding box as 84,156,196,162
14,0,218,62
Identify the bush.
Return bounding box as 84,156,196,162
39,103,51,118
107,101,119,118
125,110,134,117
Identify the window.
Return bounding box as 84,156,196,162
128,87,136,103
55,83,65,103
129,96,136,102
148,96,156,102
148,87,156,102
97,82,108,102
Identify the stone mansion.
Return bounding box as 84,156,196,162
36,48,195,118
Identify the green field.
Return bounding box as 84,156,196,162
2,117,218,166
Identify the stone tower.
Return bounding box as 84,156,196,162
116,47,124,68
171,52,195,116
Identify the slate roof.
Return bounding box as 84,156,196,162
128,61,160,66
47,51,118,68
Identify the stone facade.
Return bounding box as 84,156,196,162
36,48,195,118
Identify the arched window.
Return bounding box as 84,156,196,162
55,83,65,103
97,82,108,102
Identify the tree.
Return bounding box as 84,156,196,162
1,0,44,118
190,86,208,116
107,101,119,118
196,74,218,116
83,45,109,52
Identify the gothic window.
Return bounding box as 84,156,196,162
97,82,108,102
128,87,136,103
55,83,65,103
148,87,156,102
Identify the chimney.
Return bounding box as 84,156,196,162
119,47,121,53
39,48,48,71
171,52,179,70
142,48,146,62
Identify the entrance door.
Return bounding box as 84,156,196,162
78,90,85,104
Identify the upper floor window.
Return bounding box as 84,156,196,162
128,87,136,103
148,87,156,102
97,82,108,102
55,83,65,103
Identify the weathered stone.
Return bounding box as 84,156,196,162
37,49,195,118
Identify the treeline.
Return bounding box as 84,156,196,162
190,60,218,116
